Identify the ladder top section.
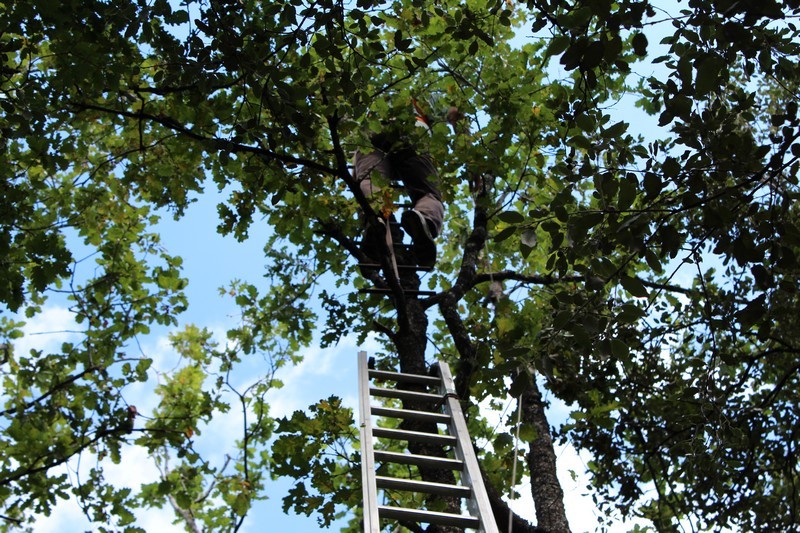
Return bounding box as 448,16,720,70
368,368,441,386
357,350,499,533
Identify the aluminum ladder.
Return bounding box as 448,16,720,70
358,351,499,532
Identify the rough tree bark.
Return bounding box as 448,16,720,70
394,289,463,533
522,380,570,533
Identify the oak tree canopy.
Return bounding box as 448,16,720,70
2,0,800,531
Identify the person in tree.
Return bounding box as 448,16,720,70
354,98,460,268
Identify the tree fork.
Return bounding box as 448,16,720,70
440,296,544,531
481,465,546,533
433,175,547,530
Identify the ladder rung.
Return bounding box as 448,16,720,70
375,450,463,470
359,351,499,533
369,369,441,386
360,288,437,296
355,241,414,250
376,476,471,498
373,427,456,446
358,263,434,272
378,506,480,528
372,406,450,424
370,386,442,403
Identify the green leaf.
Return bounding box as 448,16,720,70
610,339,629,358
582,40,605,70
643,172,663,198
616,303,645,324
737,294,766,329
546,35,571,57
493,433,513,452
560,6,592,28
575,113,595,132
591,257,618,278
569,134,594,151
518,423,538,442
494,225,517,242
632,33,648,56
520,229,538,248
618,176,637,211
662,157,681,178
602,121,628,139
620,275,649,298
498,211,525,224
695,55,724,97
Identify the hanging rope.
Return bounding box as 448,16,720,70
508,394,523,533
483,236,525,532
383,214,401,282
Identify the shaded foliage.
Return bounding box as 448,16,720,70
1,0,800,531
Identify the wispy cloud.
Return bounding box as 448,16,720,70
14,305,81,356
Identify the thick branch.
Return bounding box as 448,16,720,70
434,174,494,391
639,278,694,296
131,75,244,96
71,101,336,175
480,462,545,533
0,514,22,526
431,177,542,531
425,180,490,309
760,361,800,410
470,272,693,296
439,297,477,398
0,365,102,417
473,272,581,287
167,494,201,533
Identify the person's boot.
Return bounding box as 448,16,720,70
401,209,436,267
359,218,385,276
360,216,406,275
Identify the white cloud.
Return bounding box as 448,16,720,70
33,445,183,533
265,333,378,419
33,495,87,533
14,305,81,356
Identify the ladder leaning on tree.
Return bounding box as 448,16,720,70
358,350,499,532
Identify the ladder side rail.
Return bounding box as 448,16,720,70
437,360,500,533
358,351,381,533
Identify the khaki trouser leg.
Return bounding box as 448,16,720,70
413,193,444,238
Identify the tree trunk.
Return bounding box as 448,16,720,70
394,294,462,533
522,379,571,533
